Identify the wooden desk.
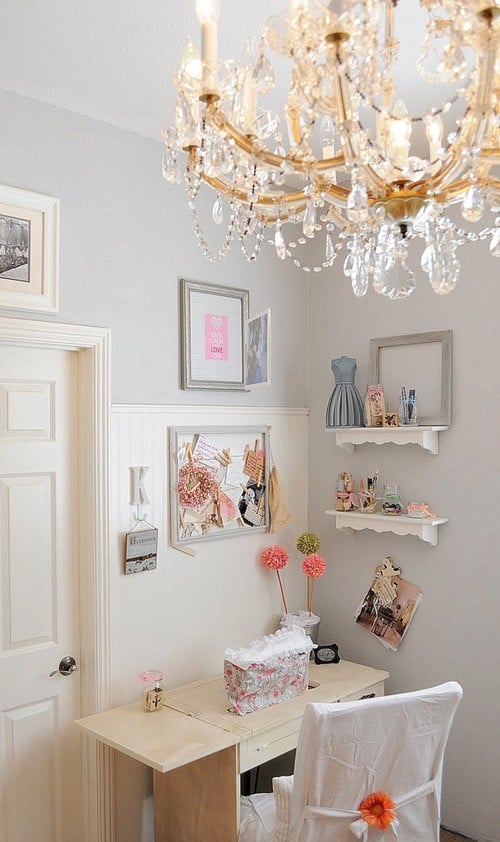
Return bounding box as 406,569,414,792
76,661,388,842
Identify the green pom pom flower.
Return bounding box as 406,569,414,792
296,532,320,555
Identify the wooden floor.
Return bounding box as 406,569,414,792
441,830,475,842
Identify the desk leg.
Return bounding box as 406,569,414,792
153,744,239,842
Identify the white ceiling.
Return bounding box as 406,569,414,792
0,1,463,143
0,1,289,141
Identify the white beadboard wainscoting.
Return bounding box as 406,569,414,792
109,404,309,842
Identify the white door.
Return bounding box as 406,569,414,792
0,345,83,842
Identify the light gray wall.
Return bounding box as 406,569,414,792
0,89,307,406
1,88,497,841
307,246,499,842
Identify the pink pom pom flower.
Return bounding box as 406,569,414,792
302,553,326,579
261,545,289,571
301,553,326,614
260,545,289,613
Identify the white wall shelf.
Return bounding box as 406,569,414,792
326,510,449,547
329,425,448,455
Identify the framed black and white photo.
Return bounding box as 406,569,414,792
180,278,249,390
0,185,59,313
246,309,271,386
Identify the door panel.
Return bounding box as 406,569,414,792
0,347,83,842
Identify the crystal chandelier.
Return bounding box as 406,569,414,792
162,0,499,298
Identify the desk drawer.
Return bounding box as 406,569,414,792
339,680,385,703
239,681,385,772
240,717,302,773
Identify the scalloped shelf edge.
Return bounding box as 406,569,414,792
325,510,449,546
328,425,449,455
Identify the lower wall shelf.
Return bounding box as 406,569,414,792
325,510,449,546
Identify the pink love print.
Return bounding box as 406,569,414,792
205,313,228,361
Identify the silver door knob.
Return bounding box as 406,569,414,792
49,655,78,677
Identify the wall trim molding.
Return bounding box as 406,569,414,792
0,316,112,842
112,403,310,415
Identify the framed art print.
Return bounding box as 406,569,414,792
0,185,59,313
246,309,271,386
180,278,249,390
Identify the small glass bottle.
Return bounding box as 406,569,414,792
381,483,404,516
138,670,164,712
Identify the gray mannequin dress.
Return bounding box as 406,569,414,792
326,356,365,427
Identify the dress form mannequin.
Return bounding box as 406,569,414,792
326,356,364,428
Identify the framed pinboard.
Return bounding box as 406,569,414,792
169,426,269,545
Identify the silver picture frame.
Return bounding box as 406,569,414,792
180,278,249,390
369,330,453,426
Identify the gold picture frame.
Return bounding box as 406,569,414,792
0,185,59,313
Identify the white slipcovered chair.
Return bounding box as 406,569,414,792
239,681,462,842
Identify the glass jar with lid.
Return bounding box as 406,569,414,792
381,484,404,516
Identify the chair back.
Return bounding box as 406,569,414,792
289,681,463,842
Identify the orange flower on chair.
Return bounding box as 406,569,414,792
359,791,396,830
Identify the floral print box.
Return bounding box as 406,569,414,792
224,628,314,715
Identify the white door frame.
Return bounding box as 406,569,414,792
0,316,111,842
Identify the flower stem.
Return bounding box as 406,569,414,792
309,579,315,616
276,570,288,615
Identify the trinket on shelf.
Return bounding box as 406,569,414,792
381,484,404,516
364,385,386,427
336,471,379,513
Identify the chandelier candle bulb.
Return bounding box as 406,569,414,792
242,72,257,131
387,100,412,171
195,0,219,92
425,114,444,162
289,0,308,16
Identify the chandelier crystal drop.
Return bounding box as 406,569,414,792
162,0,499,298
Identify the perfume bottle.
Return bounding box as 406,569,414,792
138,670,164,712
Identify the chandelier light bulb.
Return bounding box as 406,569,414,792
289,0,308,15
181,42,202,82
162,1,500,297
195,0,219,25
425,114,443,161
387,100,412,170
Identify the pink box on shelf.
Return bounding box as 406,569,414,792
224,628,314,716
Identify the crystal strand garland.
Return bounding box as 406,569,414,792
185,164,237,262
264,229,347,272
444,223,500,245
182,114,239,262
237,216,265,262
236,161,266,261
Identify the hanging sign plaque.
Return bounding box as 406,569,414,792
124,527,158,575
